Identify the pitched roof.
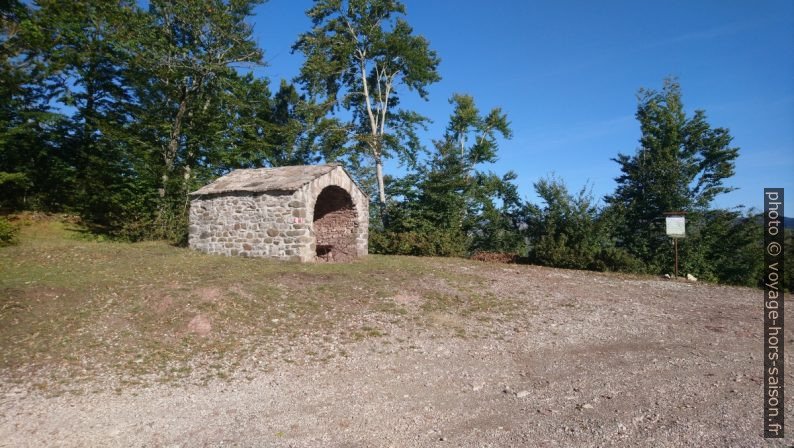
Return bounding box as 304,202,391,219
189,164,340,196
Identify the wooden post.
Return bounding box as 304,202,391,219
664,211,686,278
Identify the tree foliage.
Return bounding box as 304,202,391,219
0,0,71,210
373,94,522,256
1,0,338,241
523,176,643,272
293,0,441,204
0,1,775,292
605,78,740,272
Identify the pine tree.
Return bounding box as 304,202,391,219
0,1,70,209
29,0,139,226
376,94,521,256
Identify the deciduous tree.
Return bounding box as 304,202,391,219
293,0,441,205
122,0,265,236
605,78,739,271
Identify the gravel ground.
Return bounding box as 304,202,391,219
1,261,791,447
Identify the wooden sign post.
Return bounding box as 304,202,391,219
664,212,686,277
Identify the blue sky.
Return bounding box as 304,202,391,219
248,0,793,211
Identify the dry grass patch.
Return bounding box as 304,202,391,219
0,216,517,393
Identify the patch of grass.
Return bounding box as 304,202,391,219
420,291,518,317
420,292,464,313
0,215,523,392
362,325,385,337
373,300,408,315
0,217,19,246
349,325,385,342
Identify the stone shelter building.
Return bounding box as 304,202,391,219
188,164,368,262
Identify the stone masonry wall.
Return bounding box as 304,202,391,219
188,191,314,262
189,165,368,262
303,167,369,258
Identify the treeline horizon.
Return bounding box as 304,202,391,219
1,0,791,290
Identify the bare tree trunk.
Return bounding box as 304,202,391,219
374,78,393,208
358,56,389,209
376,157,386,204
160,89,189,198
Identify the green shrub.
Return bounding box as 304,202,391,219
0,217,20,246
0,172,32,209
593,247,646,273
525,177,611,270
369,228,468,257
673,209,764,287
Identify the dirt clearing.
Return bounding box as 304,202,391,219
0,219,790,446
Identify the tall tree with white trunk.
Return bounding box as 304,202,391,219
293,0,440,206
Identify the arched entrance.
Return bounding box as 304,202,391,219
313,185,358,261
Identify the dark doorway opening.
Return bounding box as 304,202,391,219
313,186,357,261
